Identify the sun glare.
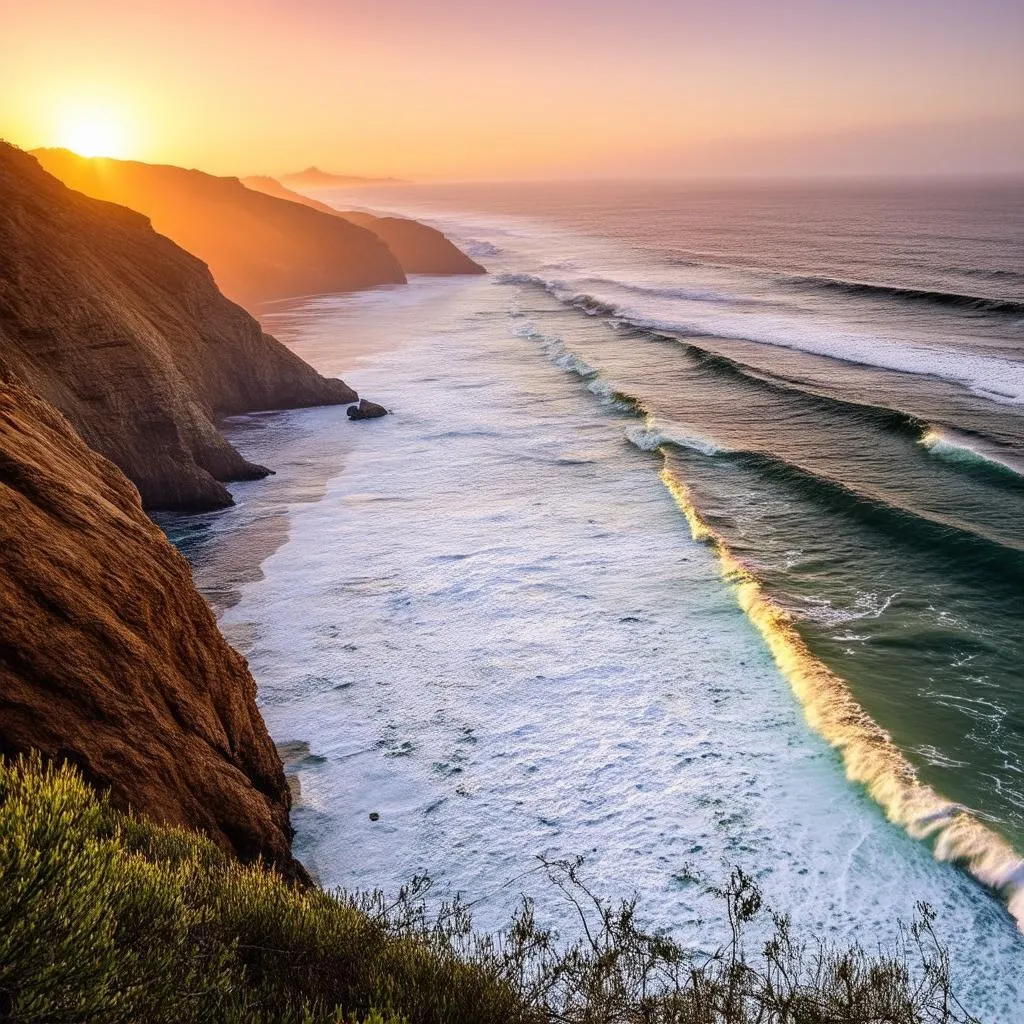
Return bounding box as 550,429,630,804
57,109,129,159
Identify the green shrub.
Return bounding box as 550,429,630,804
0,756,979,1023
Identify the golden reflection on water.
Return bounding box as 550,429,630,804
658,459,1024,930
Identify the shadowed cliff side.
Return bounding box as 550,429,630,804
243,175,486,276
33,148,407,308
0,376,304,880
0,142,356,510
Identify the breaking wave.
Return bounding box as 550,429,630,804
920,428,1024,483
782,274,1024,316
657,462,1024,933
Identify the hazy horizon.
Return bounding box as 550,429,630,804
3,0,1022,181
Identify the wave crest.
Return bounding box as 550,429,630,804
783,274,1024,316
659,464,1024,933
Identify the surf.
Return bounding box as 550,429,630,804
522,312,1024,924
657,460,1024,932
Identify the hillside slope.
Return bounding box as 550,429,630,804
33,148,407,307
0,377,302,877
243,175,486,276
0,142,356,510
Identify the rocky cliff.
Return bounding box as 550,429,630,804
0,142,356,511
0,375,303,879
243,175,486,276
33,149,407,308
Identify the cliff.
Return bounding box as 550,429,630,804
243,175,486,276
0,376,302,878
33,149,407,307
342,210,486,276
0,141,356,511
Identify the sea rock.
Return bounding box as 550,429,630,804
32,148,407,307
0,378,304,880
347,398,388,420
0,141,357,510
241,175,486,276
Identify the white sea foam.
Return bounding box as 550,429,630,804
624,423,722,457
194,276,1024,1018
474,225,1024,408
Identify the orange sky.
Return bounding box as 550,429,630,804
3,0,1023,179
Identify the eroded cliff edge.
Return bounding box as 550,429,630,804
0,376,304,880
0,142,356,510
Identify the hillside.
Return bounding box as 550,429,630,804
0,142,356,510
0,377,301,877
242,174,486,275
33,148,407,307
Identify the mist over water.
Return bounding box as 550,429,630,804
165,181,1024,1016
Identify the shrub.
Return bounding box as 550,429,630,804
0,757,978,1023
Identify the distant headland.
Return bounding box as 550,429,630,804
279,166,410,189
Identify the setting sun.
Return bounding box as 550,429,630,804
57,109,128,158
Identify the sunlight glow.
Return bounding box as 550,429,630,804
57,108,129,158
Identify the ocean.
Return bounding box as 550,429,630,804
162,179,1024,1016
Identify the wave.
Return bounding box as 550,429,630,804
920,428,1024,483
499,270,1024,406
514,319,1024,566
782,274,1024,316
624,423,723,457
658,462,1024,933
508,306,1024,926
572,275,764,308
511,319,645,413
639,427,1024,572
728,448,1024,564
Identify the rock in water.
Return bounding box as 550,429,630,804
347,398,388,420
0,377,304,881
0,141,357,511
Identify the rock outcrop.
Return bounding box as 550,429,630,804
242,175,486,276
0,376,303,879
0,141,355,510
347,398,388,419
33,149,407,308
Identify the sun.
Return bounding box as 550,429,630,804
57,109,129,159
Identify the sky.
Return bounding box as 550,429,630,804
2,0,1022,180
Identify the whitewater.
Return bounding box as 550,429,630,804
159,274,1023,1018
165,181,1024,1017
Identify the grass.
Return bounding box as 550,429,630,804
0,755,979,1023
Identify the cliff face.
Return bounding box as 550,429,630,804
0,142,356,511
341,211,486,276
242,176,486,276
33,149,407,308
0,377,302,879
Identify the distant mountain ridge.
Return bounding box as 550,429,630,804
278,165,410,189
32,149,407,308
242,175,485,276
1,142,357,510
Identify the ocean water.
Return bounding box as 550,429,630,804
163,181,1024,1016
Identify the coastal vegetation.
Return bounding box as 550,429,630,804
1,756,978,1024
